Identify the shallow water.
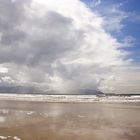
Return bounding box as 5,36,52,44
0,101,140,140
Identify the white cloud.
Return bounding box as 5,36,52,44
98,3,128,32
1,76,14,83
0,66,8,73
95,0,101,6
88,0,102,7
0,0,139,94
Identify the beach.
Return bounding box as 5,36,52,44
0,100,140,140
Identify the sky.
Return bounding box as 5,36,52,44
0,0,140,94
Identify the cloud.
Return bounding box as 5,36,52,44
89,0,102,7
0,0,139,94
90,2,128,32
0,66,8,73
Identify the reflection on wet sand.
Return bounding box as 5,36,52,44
0,101,140,140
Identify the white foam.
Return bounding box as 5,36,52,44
78,115,85,118
43,113,49,118
0,136,12,139
26,111,35,115
0,136,7,140
0,109,9,114
0,116,5,123
13,136,21,140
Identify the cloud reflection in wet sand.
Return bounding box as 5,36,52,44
0,101,140,140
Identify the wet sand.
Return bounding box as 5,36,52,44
0,101,140,140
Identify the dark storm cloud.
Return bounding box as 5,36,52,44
0,4,84,67
0,0,29,44
0,0,28,64
27,11,84,66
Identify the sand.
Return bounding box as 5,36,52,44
0,100,140,140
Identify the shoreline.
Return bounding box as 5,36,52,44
0,93,140,103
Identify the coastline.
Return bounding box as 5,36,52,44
0,93,140,103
